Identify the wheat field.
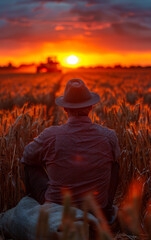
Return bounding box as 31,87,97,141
0,69,151,239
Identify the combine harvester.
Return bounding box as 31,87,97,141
36,57,62,73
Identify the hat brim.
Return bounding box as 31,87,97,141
55,92,100,108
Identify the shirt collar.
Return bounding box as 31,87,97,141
67,116,92,124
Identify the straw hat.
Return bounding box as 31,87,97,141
55,79,100,108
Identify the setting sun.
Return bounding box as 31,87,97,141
67,55,78,65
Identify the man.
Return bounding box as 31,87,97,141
21,79,120,224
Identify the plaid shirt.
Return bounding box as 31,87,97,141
21,116,120,208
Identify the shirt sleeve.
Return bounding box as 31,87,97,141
21,129,50,166
109,130,120,161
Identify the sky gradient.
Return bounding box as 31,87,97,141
0,0,151,67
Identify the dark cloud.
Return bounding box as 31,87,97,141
112,22,151,35
0,22,32,40
0,0,151,53
20,0,107,3
70,6,117,23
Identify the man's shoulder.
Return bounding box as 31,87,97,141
42,124,67,137
43,123,117,141
92,123,116,139
42,125,58,136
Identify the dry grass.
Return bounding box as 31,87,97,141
0,69,151,239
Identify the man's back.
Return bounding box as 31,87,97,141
33,116,120,208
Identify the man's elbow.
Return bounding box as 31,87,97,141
21,143,33,165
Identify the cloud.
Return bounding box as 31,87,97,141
55,25,65,30
0,0,151,55
20,0,108,3
111,22,151,36
0,22,32,40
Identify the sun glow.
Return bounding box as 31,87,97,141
67,55,79,65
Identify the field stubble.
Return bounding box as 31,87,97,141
0,69,151,239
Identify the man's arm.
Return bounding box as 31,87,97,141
21,129,48,166
109,130,120,161
105,130,120,222
21,129,51,204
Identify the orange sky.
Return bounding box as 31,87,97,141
0,0,151,67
